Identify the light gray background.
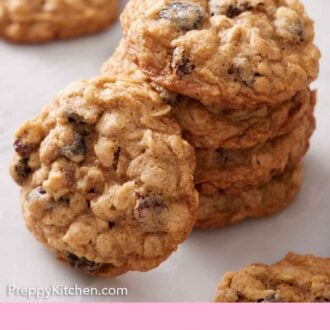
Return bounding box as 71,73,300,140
0,0,329,302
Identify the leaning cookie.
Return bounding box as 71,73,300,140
194,106,315,192
0,0,119,43
102,41,313,150
121,0,320,109
215,253,330,302
9,77,198,277
195,163,303,229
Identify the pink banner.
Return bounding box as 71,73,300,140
1,303,328,329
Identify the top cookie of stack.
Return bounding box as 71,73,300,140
121,0,320,110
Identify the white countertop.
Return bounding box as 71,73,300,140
0,0,329,302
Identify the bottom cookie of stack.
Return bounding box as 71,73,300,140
195,164,303,230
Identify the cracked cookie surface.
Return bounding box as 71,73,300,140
196,163,303,229
9,77,198,277
215,253,330,302
102,41,312,150
121,0,320,109
102,41,315,193
175,89,312,149
0,0,119,43
194,103,315,192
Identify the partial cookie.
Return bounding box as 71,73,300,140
194,106,315,192
0,0,119,43
175,89,313,149
9,77,198,277
195,163,303,229
215,253,330,302
101,39,180,105
122,0,320,109
102,41,312,150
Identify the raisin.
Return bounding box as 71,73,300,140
177,57,195,76
228,64,259,86
216,148,229,162
14,138,35,156
15,158,31,181
135,193,167,223
236,291,244,300
66,253,103,272
226,3,253,18
113,146,121,170
160,2,204,31
135,193,166,213
257,294,277,303
108,221,116,230
227,66,237,75
65,111,85,124
60,133,86,163
27,186,47,202
171,48,195,77
64,111,94,136
37,186,46,194
315,297,329,302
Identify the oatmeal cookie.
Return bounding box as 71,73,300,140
121,0,320,109
9,77,198,277
215,253,330,302
195,164,303,229
0,0,119,43
194,105,315,192
102,41,313,150
175,89,313,149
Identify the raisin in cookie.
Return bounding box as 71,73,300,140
9,77,198,277
0,0,119,43
121,0,320,109
196,163,303,229
102,41,312,150
215,253,330,302
194,105,315,192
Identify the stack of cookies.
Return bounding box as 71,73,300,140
9,0,321,279
105,0,321,229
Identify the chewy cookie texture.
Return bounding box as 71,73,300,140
10,77,198,277
102,40,314,150
196,163,303,229
119,0,320,231
9,0,322,283
121,0,320,109
215,253,330,302
0,0,119,43
194,106,315,192
102,40,316,229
